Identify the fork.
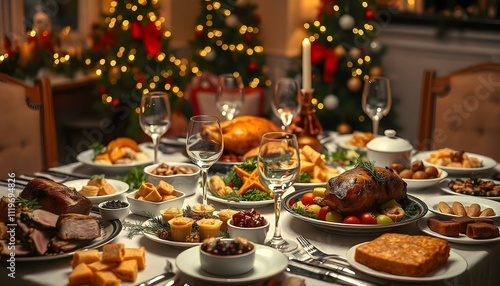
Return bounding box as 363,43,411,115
137,259,176,286
296,235,348,263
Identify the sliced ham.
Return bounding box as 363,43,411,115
57,213,101,241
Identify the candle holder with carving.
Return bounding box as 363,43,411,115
288,89,323,152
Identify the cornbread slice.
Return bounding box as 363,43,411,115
124,246,146,270
113,259,138,282
101,243,125,264
93,271,121,286
157,180,174,195
68,263,94,286
87,260,119,272
354,233,450,277
71,249,100,268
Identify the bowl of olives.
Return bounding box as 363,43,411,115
391,160,448,190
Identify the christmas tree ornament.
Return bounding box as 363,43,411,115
323,94,339,110
225,15,239,28
369,40,382,53
336,122,352,134
365,8,375,21
334,45,346,58
245,33,253,42
348,47,362,60
370,66,383,77
347,76,362,92
339,14,355,30
248,61,258,72
205,49,217,61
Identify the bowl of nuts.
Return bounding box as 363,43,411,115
199,237,256,276
391,160,448,190
98,200,130,221
144,162,200,196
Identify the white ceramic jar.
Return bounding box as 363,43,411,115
366,129,413,168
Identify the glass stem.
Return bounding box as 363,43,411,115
372,118,380,136
272,191,284,241
200,168,208,205
152,134,161,164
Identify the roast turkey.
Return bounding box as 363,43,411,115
323,166,407,214
202,115,282,155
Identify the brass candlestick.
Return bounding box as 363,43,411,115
288,89,323,152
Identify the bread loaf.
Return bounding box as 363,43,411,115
427,218,460,237
354,233,450,277
466,223,500,239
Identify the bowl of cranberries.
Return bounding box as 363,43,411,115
227,209,269,244
199,237,256,276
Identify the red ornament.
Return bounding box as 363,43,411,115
195,30,203,38
98,85,107,95
130,21,163,57
245,33,253,42
365,9,375,21
248,61,258,72
310,42,340,84
111,98,120,107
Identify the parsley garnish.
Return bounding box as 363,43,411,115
117,167,145,191
354,158,385,183
15,197,41,209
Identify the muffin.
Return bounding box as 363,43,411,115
217,209,239,232
197,218,223,240
191,204,215,216
168,217,194,242
161,207,183,222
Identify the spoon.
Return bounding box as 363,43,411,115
137,259,175,286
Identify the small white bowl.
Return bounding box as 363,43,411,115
403,169,448,190
366,129,413,168
199,238,256,276
127,189,186,217
227,218,269,244
98,200,130,220
144,162,200,196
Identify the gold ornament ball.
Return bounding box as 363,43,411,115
347,77,362,92
336,122,352,134
370,66,383,76
334,45,346,58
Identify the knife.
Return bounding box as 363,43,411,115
287,260,379,286
135,271,175,286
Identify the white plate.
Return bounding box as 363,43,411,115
424,195,500,219
335,134,370,151
142,219,201,249
283,190,427,236
15,213,122,262
176,244,288,284
439,179,500,201
404,168,448,190
346,243,467,282
414,151,497,176
417,217,500,244
63,179,129,203
76,148,153,173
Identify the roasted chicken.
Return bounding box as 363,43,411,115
323,166,407,214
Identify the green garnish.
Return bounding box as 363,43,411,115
117,167,145,191
296,172,312,183
90,174,105,180
15,197,41,209
123,212,167,238
292,205,317,219
354,158,385,183
90,142,105,155
325,147,366,166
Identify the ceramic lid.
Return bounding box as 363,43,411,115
366,129,413,152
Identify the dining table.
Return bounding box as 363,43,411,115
1,132,500,286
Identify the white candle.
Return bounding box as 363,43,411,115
302,38,312,92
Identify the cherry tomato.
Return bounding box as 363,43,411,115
359,212,377,224
288,198,297,207
318,206,330,220
343,216,361,224
301,192,315,206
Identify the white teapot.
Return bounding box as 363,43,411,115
366,129,413,168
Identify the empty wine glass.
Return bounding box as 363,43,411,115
216,73,244,121
139,91,171,164
362,76,392,135
257,132,300,252
186,115,224,204
271,78,301,130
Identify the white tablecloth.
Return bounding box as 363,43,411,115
1,146,499,286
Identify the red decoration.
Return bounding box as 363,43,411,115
195,30,203,38
245,33,253,42
93,30,116,52
98,85,107,95
131,21,163,57
3,36,13,54
248,61,258,72
365,9,375,21
317,0,337,20
311,42,340,84
111,98,120,107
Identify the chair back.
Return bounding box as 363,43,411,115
418,63,500,162
0,73,58,176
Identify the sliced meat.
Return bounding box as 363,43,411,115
57,213,101,241
0,240,31,256
23,209,60,228
30,228,52,255
51,237,89,253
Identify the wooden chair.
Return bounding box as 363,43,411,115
418,63,500,162
0,73,58,176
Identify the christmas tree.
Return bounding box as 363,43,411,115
189,0,268,88
301,0,398,134
87,0,193,139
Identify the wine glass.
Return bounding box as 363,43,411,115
257,132,300,252
271,78,301,130
362,76,392,135
139,91,171,164
186,115,224,204
216,73,244,121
